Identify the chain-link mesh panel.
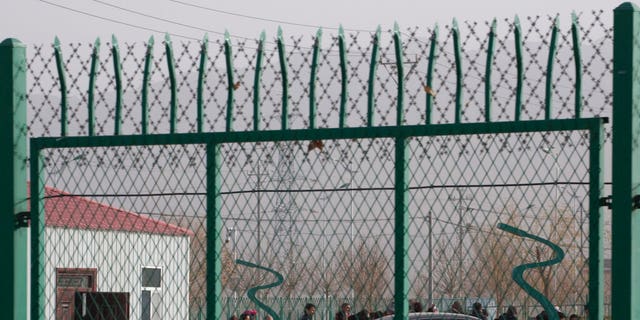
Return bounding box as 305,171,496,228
33,127,597,319
36,144,208,319
26,10,611,138
407,130,591,319
218,139,395,316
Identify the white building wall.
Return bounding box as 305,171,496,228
44,227,191,320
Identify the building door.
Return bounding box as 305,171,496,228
74,292,130,319
55,268,97,320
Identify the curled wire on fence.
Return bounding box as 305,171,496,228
498,223,565,320
236,259,284,320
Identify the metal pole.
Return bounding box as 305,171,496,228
611,5,638,319
0,38,28,320
257,161,261,265
394,136,410,320
428,211,433,306
349,160,355,301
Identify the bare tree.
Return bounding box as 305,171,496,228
336,241,393,309
469,221,523,313
469,203,588,312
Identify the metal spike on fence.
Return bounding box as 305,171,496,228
310,28,322,129
111,35,123,136
141,35,154,135
197,34,209,133
545,16,560,120
367,26,381,128
254,31,265,131
425,24,438,125
485,19,496,123
452,19,463,124
277,27,289,130
571,12,583,119
514,16,524,121
53,36,68,137
87,37,101,136
393,22,405,126
224,30,235,132
338,25,348,128
164,33,178,133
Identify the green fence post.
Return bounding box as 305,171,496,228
30,142,44,320
394,135,409,320
207,142,223,320
588,119,605,320
0,38,28,320
612,3,640,320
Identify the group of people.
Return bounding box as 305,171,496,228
331,300,489,320
533,306,583,320
447,301,584,320
229,309,273,320
232,301,585,320
333,302,392,320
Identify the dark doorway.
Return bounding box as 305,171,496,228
55,268,97,320
74,292,130,320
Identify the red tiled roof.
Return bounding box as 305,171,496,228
40,185,193,237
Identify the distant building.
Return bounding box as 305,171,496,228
39,185,192,320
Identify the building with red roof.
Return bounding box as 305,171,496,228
39,185,193,320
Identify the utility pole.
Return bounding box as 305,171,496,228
448,187,472,295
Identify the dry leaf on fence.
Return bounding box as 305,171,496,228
423,85,436,97
233,82,241,90
307,140,324,152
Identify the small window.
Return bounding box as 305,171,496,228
141,267,161,288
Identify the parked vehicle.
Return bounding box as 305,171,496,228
377,312,481,320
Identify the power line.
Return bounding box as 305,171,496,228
39,0,201,41
42,0,370,55
168,0,376,33
90,0,233,39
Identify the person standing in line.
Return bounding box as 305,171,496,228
300,303,317,320
470,302,489,320
450,301,464,314
498,306,517,320
336,303,352,320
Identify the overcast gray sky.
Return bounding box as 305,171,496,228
3,0,618,44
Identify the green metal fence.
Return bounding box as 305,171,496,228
28,117,604,320
6,3,640,320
